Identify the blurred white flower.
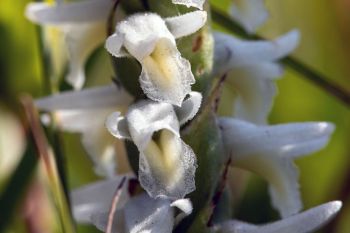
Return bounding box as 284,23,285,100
214,30,300,124
219,118,335,218
25,0,122,89
106,93,202,199
172,0,205,10
213,201,342,233
72,176,193,233
0,107,25,181
229,0,269,33
106,11,207,106
35,84,133,178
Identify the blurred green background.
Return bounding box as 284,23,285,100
0,0,349,232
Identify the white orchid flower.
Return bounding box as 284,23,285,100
25,0,122,89
229,0,269,33
106,11,207,106
172,0,205,10
213,201,342,233
218,118,335,218
106,92,202,199
35,84,133,178
72,176,193,233
214,30,300,124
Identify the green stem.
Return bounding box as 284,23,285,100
210,7,350,108
35,25,70,206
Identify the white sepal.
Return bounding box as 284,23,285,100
126,100,180,150
229,0,269,33
219,118,335,218
35,85,133,110
227,62,283,124
172,0,205,10
25,0,113,24
215,201,342,233
213,30,300,75
106,112,132,140
174,91,202,125
171,198,193,224
71,176,130,223
124,194,174,233
63,22,106,89
165,11,207,38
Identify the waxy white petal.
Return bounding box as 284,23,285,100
216,201,342,233
213,30,300,75
111,13,175,61
25,0,113,24
105,33,128,58
35,85,133,110
124,194,174,233
172,0,205,10
126,100,180,150
63,22,106,89
165,11,207,38
230,0,269,33
92,194,193,233
227,62,283,124
106,112,132,140
36,85,132,177
174,91,202,125
91,210,125,233
171,198,193,224
71,175,130,223
219,118,334,218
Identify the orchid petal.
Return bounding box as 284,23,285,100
219,118,334,218
165,11,207,38
174,91,202,125
230,0,269,33
216,201,342,233
54,108,118,178
71,176,130,223
106,112,132,140
112,13,175,61
25,0,113,24
63,22,106,89
91,210,125,233
105,33,128,58
213,30,300,75
171,199,193,224
172,0,205,10
124,194,174,233
226,62,283,124
35,85,133,110
126,100,180,150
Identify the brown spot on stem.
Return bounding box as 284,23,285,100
192,35,203,52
